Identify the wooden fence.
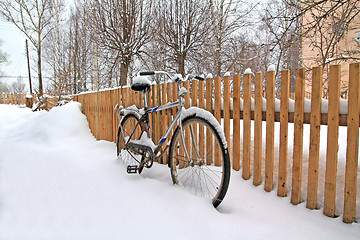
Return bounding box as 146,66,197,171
0,93,37,105
2,63,349,224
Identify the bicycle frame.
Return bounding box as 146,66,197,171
117,81,194,162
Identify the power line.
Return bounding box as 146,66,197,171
0,75,53,79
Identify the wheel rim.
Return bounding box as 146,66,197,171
169,117,228,205
118,115,143,166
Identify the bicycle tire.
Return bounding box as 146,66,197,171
168,116,230,208
117,113,144,166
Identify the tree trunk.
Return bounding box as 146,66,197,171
178,53,186,76
120,61,129,86
37,41,43,96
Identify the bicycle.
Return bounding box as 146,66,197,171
115,71,230,208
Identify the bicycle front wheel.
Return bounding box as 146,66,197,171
168,116,230,208
117,113,143,166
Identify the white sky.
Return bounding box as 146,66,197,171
0,20,29,83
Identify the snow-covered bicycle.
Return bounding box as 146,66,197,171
115,71,230,208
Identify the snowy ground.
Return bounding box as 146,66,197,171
0,102,359,240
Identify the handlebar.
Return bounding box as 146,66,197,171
139,71,204,83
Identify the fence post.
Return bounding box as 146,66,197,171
307,67,323,209
254,72,263,186
233,75,241,171
25,94,33,108
243,72,251,180
343,63,360,223
324,65,341,217
291,68,305,205
278,70,290,197
265,69,275,192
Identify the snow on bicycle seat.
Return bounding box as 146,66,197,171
131,76,151,92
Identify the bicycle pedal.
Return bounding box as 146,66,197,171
127,165,138,174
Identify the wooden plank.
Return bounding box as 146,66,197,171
243,72,251,180
161,83,168,164
199,79,205,157
278,70,290,197
167,82,173,135
152,85,156,140
343,63,360,223
214,77,221,166
223,75,231,155
306,67,323,209
254,72,263,186
291,69,305,205
183,80,191,165
233,75,241,171
214,77,221,123
324,65,341,217
206,77,213,165
184,81,190,109
191,79,198,160
265,70,276,192
156,83,161,147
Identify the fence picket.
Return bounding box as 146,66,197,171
198,80,205,158
233,75,241,171
254,72,263,186
161,83,168,164
214,77,221,166
206,77,213,165
243,73,251,180
265,70,276,192
224,75,231,157
343,63,360,223
324,65,341,217
291,69,305,205
278,70,290,197
307,67,323,209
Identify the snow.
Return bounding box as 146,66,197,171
0,103,359,239
130,132,156,151
268,64,276,72
181,107,227,149
244,68,253,75
133,75,151,85
206,73,213,79
224,72,231,77
325,58,334,64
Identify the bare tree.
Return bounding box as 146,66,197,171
90,0,154,86
153,0,210,76
261,0,301,92
205,0,256,77
286,0,360,95
0,0,64,96
11,77,26,94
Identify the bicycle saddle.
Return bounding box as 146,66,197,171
131,76,151,92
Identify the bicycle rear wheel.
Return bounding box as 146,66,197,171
117,113,143,166
168,116,230,208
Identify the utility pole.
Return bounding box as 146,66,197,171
25,40,33,94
